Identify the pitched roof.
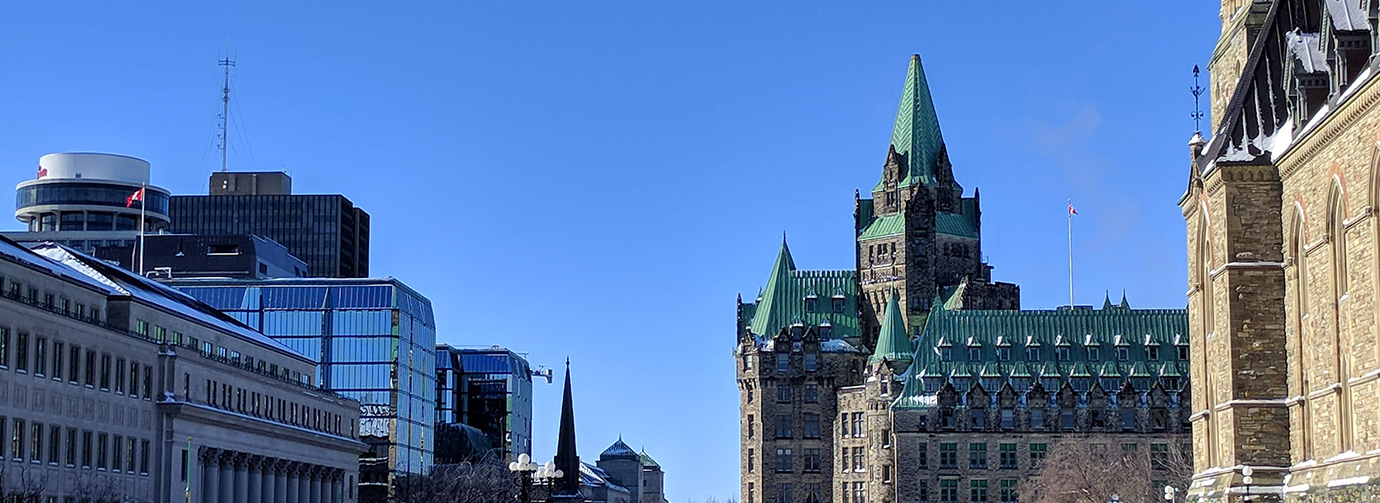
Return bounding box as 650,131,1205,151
935,211,978,239
744,239,859,342
870,289,915,365
600,438,638,460
894,302,1189,409
640,450,660,469
858,213,905,240
875,54,947,191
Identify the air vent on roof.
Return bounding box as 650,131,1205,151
207,244,240,256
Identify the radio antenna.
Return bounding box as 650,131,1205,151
218,57,236,172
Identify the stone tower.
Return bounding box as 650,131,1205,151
1206,0,1272,132
853,55,1018,347
597,438,644,503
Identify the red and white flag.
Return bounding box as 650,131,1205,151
126,188,145,207
1068,201,1078,216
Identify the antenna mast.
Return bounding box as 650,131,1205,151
1191,65,1205,134
218,57,236,173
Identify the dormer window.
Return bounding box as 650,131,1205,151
820,326,832,339
1056,347,1070,362
832,296,846,313
1088,347,1099,361
805,294,818,313
1148,346,1160,360
1027,347,1039,362
997,347,1010,362
968,347,981,361
1177,346,1189,361
940,347,952,362
1117,347,1129,361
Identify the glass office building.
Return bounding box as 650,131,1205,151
169,277,436,486
435,345,535,462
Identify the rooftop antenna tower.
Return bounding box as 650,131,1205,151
1191,65,1205,134
218,57,236,172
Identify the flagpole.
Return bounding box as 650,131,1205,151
1067,199,1074,308
185,436,192,503
138,183,146,276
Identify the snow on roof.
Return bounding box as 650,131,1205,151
1326,0,1370,31
1287,30,1329,74
29,244,307,362
821,338,859,353
0,237,123,295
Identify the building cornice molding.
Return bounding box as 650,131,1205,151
1279,64,1380,180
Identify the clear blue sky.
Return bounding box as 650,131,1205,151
0,2,1219,499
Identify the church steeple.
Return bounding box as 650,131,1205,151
554,360,581,496
877,54,948,191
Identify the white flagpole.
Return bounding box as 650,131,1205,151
1068,199,1074,308
137,185,145,276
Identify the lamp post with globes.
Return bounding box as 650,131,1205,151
1108,493,1121,503
1164,484,1178,503
508,454,539,502
534,461,565,503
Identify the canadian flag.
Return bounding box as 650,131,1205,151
126,188,145,207
1068,201,1078,216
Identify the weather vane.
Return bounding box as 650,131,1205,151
1191,65,1205,133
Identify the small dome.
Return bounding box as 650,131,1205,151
600,438,638,460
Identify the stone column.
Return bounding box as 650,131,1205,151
330,470,343,503
286,464,300,503
297,465,311,503
202,449,221,503
262,458,277,503
234,455,249,503
275,462,289,503
308,466,322,503
219,452,235,503
248,456,263,503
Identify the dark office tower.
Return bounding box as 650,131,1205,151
169,172,369,278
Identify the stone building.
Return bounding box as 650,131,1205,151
0,236,363,503
737,55,1192,503
1183,0,1380,501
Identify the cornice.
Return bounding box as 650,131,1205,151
1279,66,1380,179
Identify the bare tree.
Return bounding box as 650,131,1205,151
0,461,53,503
70,473,131,503
392,457,518,503
1019,437,1153,503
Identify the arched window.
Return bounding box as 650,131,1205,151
1289,210,1312,459
1330,185,1348,297
1327,184,1354,453
1195,215,1218,467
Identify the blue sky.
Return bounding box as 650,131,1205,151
0,2,1220,499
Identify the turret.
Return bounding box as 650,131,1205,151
869,288,915,373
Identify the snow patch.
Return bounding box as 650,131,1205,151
1327,476,1370,487
821,339,859,353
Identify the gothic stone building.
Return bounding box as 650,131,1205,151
1183,0,1380,501
737,56,1192,503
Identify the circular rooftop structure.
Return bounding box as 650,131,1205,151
16,152,171,234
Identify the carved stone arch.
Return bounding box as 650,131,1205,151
1326,179,1355,453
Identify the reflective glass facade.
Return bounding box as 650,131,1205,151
17,182,170,215
435,346,534,462
168,278,436,482
169,194,369,278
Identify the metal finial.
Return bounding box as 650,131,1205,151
1191,65,1205,134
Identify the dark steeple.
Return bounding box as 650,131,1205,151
554,359,580,496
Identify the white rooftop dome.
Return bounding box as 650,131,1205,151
37,153,150,185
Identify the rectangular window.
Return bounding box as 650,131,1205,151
803,449,820,472
64,428,75,467
802,414,820,438
47,426,59,465
852,448,863,471
34,338,46,376
97,433,108,470
1031,408,1045,430
1178,346,1189,360
11,418,24,460
113,436,123,472
1061,410,1075,430
805,298,817,312
1027,346,1039,361
140,439,149,474
99,354,111,390
777,354,789,373
997,347,1010,361
68,345,79,384
839,447,847,473
972,408,987,430
125,438,135,472
832,297,845,313
971,479,988,502
81,431,92,468
1149,346,1160,360
881,428,890,447
1000,479,1019,503
970,442,988,469
777,483,793,503
775,416,792,439
882,464,892,484
1118,346,1129,361
1121,443,1138,452
130,363,140,397
152,326,166,344
143,365,152,399
51,342,62,381
940,479,958,503
1151,443,1169,470
805,384,818,403
1056,347,1069,361
115,359,126,393
917,443,928,469
1088,347,1099,361
747,449,754,473
135,320,148,337
852,413,864,437
939,443,957,468
747,415,755,439
29,422,42,463
1122,408,1136,431
804,353,817,372
775,449,793,472
1001,409,1014,430
853,482,866,503
1030,443,1048,464
940,347,951,361
16,332,28,372
84,350,95,387
0,328,11,368
777,385,792,403
1000,443,1018,469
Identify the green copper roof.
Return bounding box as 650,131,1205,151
858,213,905,240
640,450,660,469
874,55,946,192
894,302,1189,409
870,289,915,364
935,211,978,239
744,239,859,341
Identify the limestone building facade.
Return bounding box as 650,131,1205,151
737,55,1192,503
1184,0,1380,501
0,237,364,503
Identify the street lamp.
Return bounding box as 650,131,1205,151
1108,493,1121,503
1163,484,1177,503
534,461,566,503
508,453,539,502
1242,466,1254,502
